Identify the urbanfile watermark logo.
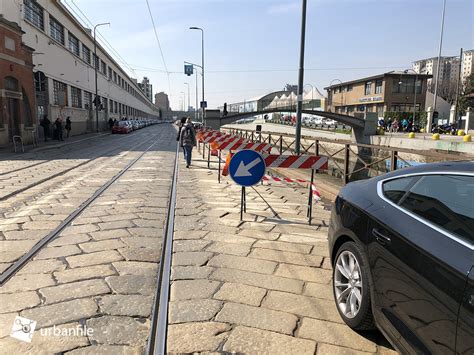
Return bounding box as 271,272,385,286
10,316,37,343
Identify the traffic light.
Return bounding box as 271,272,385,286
223,103,228,116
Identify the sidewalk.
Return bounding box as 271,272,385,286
166,151,395,354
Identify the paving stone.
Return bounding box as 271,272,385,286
39,278,110,304
174,230,208,240
239,221,275,232
112,261,158,276
49,234,91,247
22,221,60,230
79,239,126,253
272,225,321,237
297,317,377,353
223,326,316,354
54,265,116,283
168,299,223,324
120,237,161,248
216,302,297,335
61,224,100,235
275,263,332,284
100,213,138,222
172,251,213,266
279,231,325,243
211,268,303,294
316,343,372,355
201,224,240,234
98,220,135,230
0,273,55,293
208,253,277,274
118,247,160,262
72,217,102,225
311,242,331,257
0,322,89,353
204,241,251,256
170,279,221,301
86,316,149,346
127,227,161,238
131,219,163,228
21,298,98,328
36,245,82,260
214,282,267,306
254,240,313,254
173,239,211,252
89,229,131,241
0,312,16,337
3,230,46,240
66,250,123,268
204,232,255,246
303,282,334,300
0,249,26,263
263,291,342,323
321,257,332,270
105,275,155,295
171,266,215,280
167,322,230,353
98,294,153,317
0,291,41,313
250,248,323,267
66,345,143,355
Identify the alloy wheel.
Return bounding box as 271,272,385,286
334,250,363,319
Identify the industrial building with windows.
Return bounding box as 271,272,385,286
1,0,160,144
324,71,432,118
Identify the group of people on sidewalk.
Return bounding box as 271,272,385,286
40,115,72,142
176,117,197,168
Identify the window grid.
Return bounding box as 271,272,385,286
68,33,80,56
82,45,91,64
71,86,82,108
50,16,64,45
24,0,44,30
53,80,67,106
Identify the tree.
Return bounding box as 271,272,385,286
458,73,474,115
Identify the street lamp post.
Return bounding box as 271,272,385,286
295,0,307,155
184,82,190,112
329,79,343,112
185,61,202,122
190,27,205,125
180,92,186,112
93,22,110,133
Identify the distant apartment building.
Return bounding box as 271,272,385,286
1,0,160,142
138,76,153,102
413,56,459,97
324,71,431,117
461,49,474,83
154,92,169,111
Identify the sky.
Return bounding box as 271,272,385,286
65,0,473,110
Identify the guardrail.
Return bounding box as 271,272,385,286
224,127,467,184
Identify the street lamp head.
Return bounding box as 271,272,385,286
189,26,201,30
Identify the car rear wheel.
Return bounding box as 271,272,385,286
333,241,374,330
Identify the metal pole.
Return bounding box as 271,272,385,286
201,29,205,125
454,48,463,127
195,70,198,121
295,0,307,155
432,0,447,124
93,22,110,133
184,83,190,113
413,72,418,124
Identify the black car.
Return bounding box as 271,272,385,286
328,161,473,354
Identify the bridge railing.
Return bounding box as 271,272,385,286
223,127,465,185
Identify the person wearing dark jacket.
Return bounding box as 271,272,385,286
65,117,72,138
108,118,114,131
41,115,51,141
176,116,187,141
179,118,197,168
54,117,64,141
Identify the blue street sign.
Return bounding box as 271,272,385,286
184,64,193,76
229,150,266,187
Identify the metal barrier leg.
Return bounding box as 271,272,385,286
218,150,221,183
307,169,314,225
207,145,210,169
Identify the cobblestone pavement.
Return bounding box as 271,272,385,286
166,147,397,355
0,124,175,353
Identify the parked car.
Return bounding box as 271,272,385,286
328,161,473,354
112,121,133,134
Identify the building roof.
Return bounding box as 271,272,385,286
324,71,432,90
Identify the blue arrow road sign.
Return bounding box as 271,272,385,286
229,150,266,187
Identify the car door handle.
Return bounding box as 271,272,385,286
372,228,391,246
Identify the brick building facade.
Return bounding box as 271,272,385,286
0,15,36,147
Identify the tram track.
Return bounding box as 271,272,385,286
0,130,159,202
0,138,162,286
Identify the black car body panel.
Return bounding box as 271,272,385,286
328,161,474,354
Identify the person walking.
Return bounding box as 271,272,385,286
54,117,64,141
108,118,114,131
179,118,196,168
41,115,51,141
65,117,72,138
176,116,188,159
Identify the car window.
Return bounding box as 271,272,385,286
382,176,419,204
399,174,474,244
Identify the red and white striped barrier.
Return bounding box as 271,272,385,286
262,175,321,201
262,154,328,170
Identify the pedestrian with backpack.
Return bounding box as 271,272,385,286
179,118,197,168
